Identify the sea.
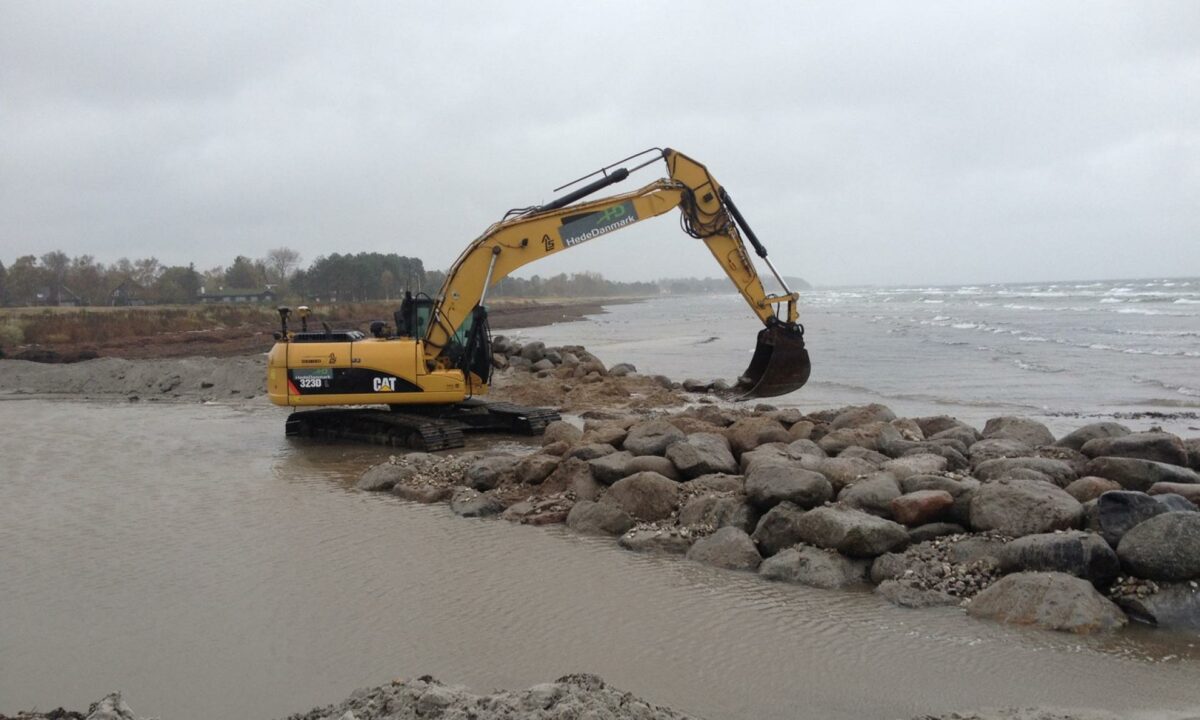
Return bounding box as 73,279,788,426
518,277,1200,437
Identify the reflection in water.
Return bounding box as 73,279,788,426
2,400,1198,720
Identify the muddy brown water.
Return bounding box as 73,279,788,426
2,400,1198,720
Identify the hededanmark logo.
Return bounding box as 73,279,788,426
559,201,639,248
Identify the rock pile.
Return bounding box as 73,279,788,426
357,388,1200,636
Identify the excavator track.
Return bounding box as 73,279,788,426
284,401,561,451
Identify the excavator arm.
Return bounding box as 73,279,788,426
425,148,810,398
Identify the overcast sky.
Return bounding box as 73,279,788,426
1,1,1197,286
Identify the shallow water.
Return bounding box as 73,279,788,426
2,400,1199,719
520,278,1200,437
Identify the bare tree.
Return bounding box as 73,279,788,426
265,247,302,285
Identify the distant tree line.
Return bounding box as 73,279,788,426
0,248,808,307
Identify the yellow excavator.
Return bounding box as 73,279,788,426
267,148,810,449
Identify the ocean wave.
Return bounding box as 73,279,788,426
1175,298,1200,304
1131,376,1200,398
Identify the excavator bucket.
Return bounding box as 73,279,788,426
736,324,811,398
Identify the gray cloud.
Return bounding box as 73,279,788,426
2,0,1197,285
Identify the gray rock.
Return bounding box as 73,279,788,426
907,522,966,543
566,443,617,461
838,446,890,465
837,473,901,517
813,456,878,492
785,438,826,458
1083,456,1200,492
819,424,885,455
601,471,680,521
1117,512,1200,581
531,358,555,372
609,362,637,377
1056,421,1131,452
519,340,546,362
686,526,762,570
902,442,970,472
515,454,560,485
829,403,896,429
587,450,634,485
623,420,686,456
930,426,980,449
1097,490,1169,546
355,462,415,491
625,454,681,480
683,473,744,493
890,490,955,526
580,423,628,447
392,482,453,504
968,438,1034,467
1064,476,1122,502
981,416,1056,447
876,580,959,608
465,456,517,491
997,530,1120,584
793,505,910,558
968,478,1083,537
543,420,583,446
566,500,635,536
618,526,693,554
759,545,869,588
666,432,738,478
1187,437,1200,470
83,693,138,720
750,501,809,556
679,494,758,533
880,453,948,480
974,457,1077,487
725,416,791,455
1080,431,1189,466
450,489,504,518
1148,482,1200,504
967,572,1127,633
739,443,792,473
916,415,980,439
1154,492,1199,512
745,463,833,510
900,474,980,526
1114,582,1200,630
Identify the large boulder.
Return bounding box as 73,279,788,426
786,438,826,458
838,446,890,466
356,462,416,491
666,433,738,478
818,425,885,455
901,474,980,526
1080,431,1189,466
686,526,762,571
566,500,635,536
829,403,896,430
1187,437,1200,470
745,463,832,510
997,531,1120,584
890,490,955,526
1148,482,1200,504
725,416,790,455
880,453,948,480
1064,476,1122,502
601,471,680,522
516,454,560,485
915,415,979,439
876,580,959,608
981,416,1055,447
618,526,693,554
836,473,902,517
542,420,583,446
580,423,628,447
465,456,517,491
566,443,617,461
1082,456,1200,492
679,494,758,533
968,478,1082,537
587,451,635,485
1096,490,1169,546
812,456,877,492
740,443,792,474
969,438,1034,468
1113,581,1200,631
791,505,909,558
1056,422,1131,452
1117,512,1200,581
449,489,505,518
966,572,1127,634
625,454,681,480
750,502,809,556
683,473,744,493
759,545,869,588
973,457,1077,487
622,420,685,456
